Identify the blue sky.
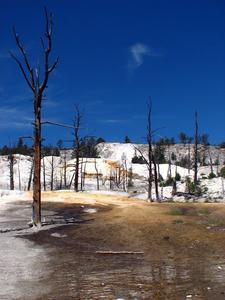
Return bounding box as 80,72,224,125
0,0,224,146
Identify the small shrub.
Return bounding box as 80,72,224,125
173,219,185,224
160,176,174,187
165,176,174,186
188,181,196,193
220,166,225,178
158,174,164,182
214,159,220,166
166,198,175,203
177,157,189,168
208,172,216,179
171,152,176,161
175,172,181,181
197,209,210,216
185,177,203,196
131,156,146,164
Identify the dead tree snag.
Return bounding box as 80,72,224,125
10,8,59,226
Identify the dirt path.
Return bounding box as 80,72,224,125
1,192,225,299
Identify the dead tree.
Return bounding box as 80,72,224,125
17,156,21,190
94,158,100,190
147,101,153,201
134,100,160,202
81,158,87,190
27,157,33,191
63,153,67,188
72,106,82,192
187,136,193,174
49,155,54,191
8,153,14,190
10,8,59,226
216,153,220,175
50,154,55,191
208,147,214,174
80,157,84,191
152,155,159,200
194,111,199,186
42,155,46,191
166,141,172,179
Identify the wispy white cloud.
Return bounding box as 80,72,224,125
130,43,150,68
128,43,162,74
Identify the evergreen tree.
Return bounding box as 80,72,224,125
124,135,131,143
96,137,105,144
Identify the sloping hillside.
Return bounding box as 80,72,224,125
97,142,225,165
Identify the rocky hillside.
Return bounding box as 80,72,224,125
96,143,225,166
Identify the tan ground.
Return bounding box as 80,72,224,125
21,191,225,299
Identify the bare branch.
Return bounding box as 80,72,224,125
39,9,58,93
133,145,150,167
40,37,45,51
19,135,34,141
151,126,166,136
9,51,34,92
48,57,59,73
12,27,36,90
42,121,74,129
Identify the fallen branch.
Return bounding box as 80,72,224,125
95,251,144,255
0,225,30,233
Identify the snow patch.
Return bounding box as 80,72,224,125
83,208,97,214
51,232,67,238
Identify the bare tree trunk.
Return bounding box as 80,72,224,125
216,153,220,175
147,101,153,202
194,112,198,186
188,143,191,174
42,156,46,191
208,147,213,174
133,101,153,201
74,155,79,192
50,155,54,191
157,162,160,182
69,173,75,189
94,158,100,190
63,154,67,188
59,171,62,190
27,158,33,191
221,177,225,197
73,106,82,192
148,148,152,200
11,9,59,227
82,159,87,189
117,167,120,187
172,180,177,196
152,155,159,201
18,156,21,191
167,145,172,178
33,94,42,225
9,153,14,190
124,159,128,191
80,157,83,191
110,168,113,190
